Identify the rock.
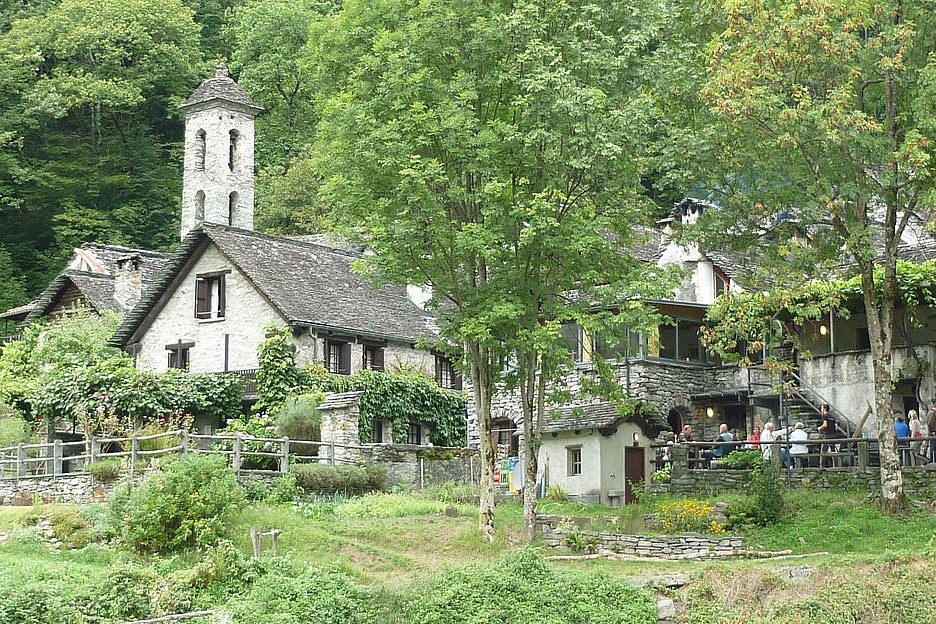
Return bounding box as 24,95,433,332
657,598,676,620
627,574,691,589
10,491,32,506
444,506,458,517
778,566,816,581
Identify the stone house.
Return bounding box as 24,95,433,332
481,200,936,505
102,65,461,438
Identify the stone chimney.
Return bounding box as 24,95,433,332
113,254,143,311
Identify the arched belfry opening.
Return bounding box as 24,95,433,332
228,129,239,172
195,190,205,223
228,192,239,226
195,129,206,171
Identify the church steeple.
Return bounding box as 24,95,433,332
179,63,263,240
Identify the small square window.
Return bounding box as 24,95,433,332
371,419,383,444
325,340,351,375
363,345,385,371
407,422,422,445
168,347,190,370
567,446,582,477
435,355,462,390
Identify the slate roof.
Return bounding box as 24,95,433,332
319,391,365,411
180,64,262,113
25,245,172,323
543,401,670,437
110,224,438,347
0,301,36,321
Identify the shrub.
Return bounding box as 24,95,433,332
0,586,77,624
275,393,322,442
47,507,93,549
84,457,123,481
0,414,32,448
403,548,657,624
291,463,387,495
722,449,763,470
656,499,724,534
229,565,376,624
651,463,672,483
546,484,569,501
109,454,245,554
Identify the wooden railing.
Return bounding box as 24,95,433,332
0,431,362,480
651,436,934,472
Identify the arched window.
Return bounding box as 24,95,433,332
228,192,239,226
195,190,205,223
195,129,206,171
228,129,239,172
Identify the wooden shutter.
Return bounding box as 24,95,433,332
216,275,226,318
339,342,351,375
195,277,209,318
373,347,385,371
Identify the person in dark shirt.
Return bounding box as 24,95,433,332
817,403,839,468
895,414,911,465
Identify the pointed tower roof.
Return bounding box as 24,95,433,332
179,63,263,114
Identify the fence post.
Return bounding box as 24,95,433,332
857,440,869,472
131,435,140,475
328,442,335,467
180,430,189,454
233,433,242,474
17,442,26,477
280,437,290,474
419,457,425,491
53,439,63,476
90,436,99,464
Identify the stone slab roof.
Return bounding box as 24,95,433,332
319,391,365,411
543,401,670,437
0,301,36,321
111,224,438,347
25,245,172,323
180,64,262,113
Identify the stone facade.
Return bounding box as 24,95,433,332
135,244,278,373
180,90,258,239
537,515,745,560
0,475,109,506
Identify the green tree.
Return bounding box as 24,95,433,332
226,0,339,235
307,0,675,539
693,0,936,513
0,0,202,295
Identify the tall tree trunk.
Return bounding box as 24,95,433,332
518,348,539,542
470,341,496,541
860,253,909,514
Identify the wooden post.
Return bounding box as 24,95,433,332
17,442,26,477
233,433,242,473
280,437,290,474
270,529,281,557
131,435,140,474
419,457,425,490
90,436,99,464
857,441,869,472
249,527,260,558
328,442,335,467
53,439,63,476
0,451,5,478
180,430,189,454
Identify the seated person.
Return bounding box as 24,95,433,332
789,421,809,468
708,423,735,466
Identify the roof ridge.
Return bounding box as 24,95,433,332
201,224,364,259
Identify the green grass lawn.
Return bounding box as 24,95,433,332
3,487,936,623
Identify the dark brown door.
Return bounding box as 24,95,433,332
624,446,645,504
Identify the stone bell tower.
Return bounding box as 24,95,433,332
179,63,263,240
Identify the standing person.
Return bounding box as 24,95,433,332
678,425,696,467
789,422,809,468
926,402,936,462
909,410,925,465
760,422,776,462
895,414,911,465
817,403,838,468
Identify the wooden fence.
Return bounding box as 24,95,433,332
0,430,362,480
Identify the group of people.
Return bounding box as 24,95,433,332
659,401,936,470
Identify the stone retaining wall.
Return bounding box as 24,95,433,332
651,443,936,497
0,445,481,505
537,515,744,560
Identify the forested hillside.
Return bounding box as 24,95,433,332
0,0,340,311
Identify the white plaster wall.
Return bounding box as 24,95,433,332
135,244,284,373
539,432,602,499
695,260,716,305
181,106,256,239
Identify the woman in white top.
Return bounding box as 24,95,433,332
760,422,776,462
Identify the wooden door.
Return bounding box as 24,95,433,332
624,446,645,504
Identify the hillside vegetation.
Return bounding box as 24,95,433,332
2,456,936,623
